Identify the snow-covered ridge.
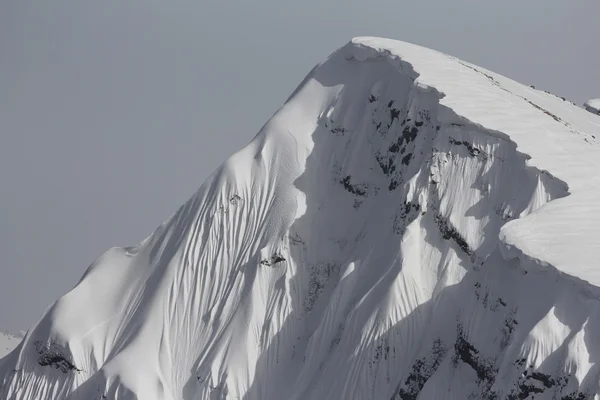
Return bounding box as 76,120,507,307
351,37,600,288
1,37,600,400
0,332,23,359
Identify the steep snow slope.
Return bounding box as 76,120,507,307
0,333,23,359
2,37,600,400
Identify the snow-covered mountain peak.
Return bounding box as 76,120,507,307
352,37,600,286
2,37,600,400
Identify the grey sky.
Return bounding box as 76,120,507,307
1,0,599,331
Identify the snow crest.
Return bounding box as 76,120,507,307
2,37,600,400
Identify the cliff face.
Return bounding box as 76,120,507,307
2,38,600,400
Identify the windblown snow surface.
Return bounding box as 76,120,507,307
0,333,22,359
2,37,600,400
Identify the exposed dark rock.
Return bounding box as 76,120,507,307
452,325,497,389
393,339,447,400
376,153,396,176
530,371,555,388
385,124,419,169
260,253,286,266
561,392,590,400
514,358,527,368
331,126,347,135
229,194,242,205
340,175,368,197
458,61,501,87
389,142,401,154
34,340,80,373
373,340,390,363
417,110,431,123
505,363,587,400
500,309,518,349
393,202,421,235
448,137,483,158
507,370,555,399
406,126,419,142
474,282,508,313
434,214,474,258
524,98,562,123
541,90,574,105
390,108,401,124
510,382,544,399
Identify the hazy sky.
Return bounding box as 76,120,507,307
1,0,599,331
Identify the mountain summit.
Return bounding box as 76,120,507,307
2,37,600,400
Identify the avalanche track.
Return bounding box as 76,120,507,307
2,37,600,400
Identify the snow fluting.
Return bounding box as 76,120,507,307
2,37,600,400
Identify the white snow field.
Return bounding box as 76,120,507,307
585,99,600,115
2,37,600,400
0,332,23,359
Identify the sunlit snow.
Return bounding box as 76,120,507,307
1,37,600,400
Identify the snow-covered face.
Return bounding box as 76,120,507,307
1,38,599,400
